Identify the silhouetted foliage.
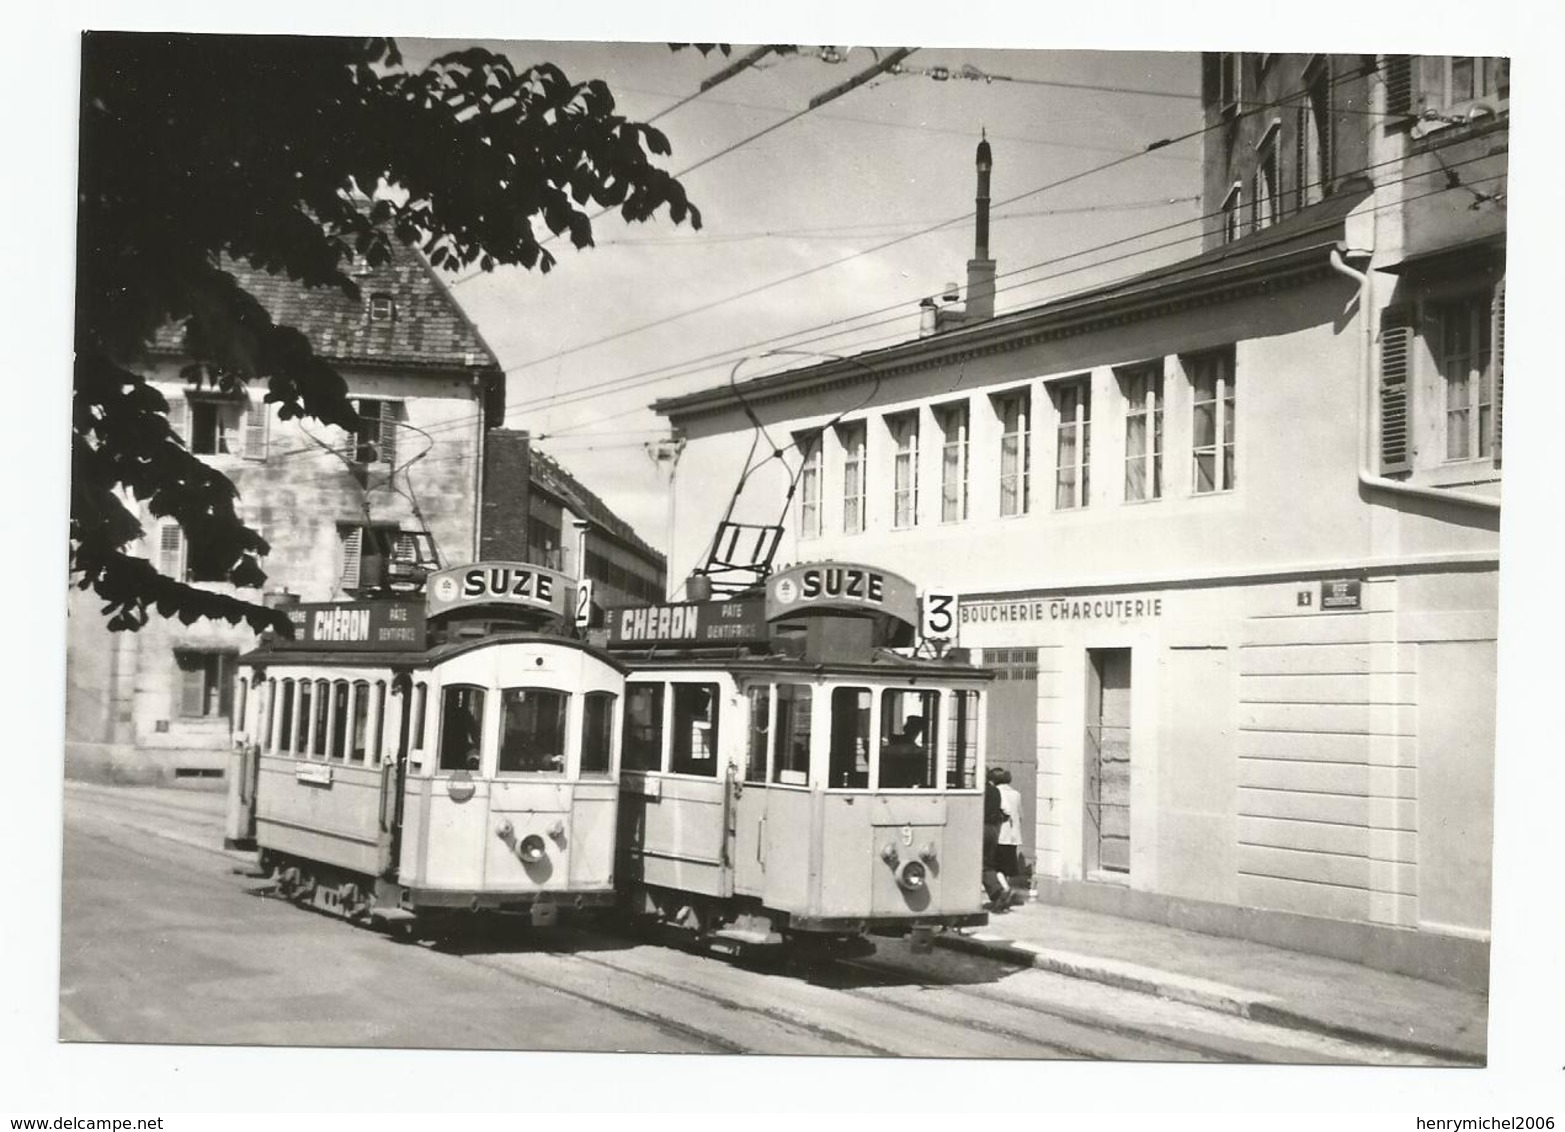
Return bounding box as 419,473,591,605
74,33,702,634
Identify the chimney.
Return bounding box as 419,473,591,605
965,131,997,322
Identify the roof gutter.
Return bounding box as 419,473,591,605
1328,247,1499,513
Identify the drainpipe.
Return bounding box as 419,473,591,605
1329,247,1500,513
471,372,487,562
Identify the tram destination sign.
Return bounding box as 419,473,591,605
426,562,573,620
282,601,427,651
608,598,768,646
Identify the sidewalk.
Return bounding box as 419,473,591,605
936,897,1488,1063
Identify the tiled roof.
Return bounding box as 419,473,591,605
530,446,665,567
152,237,500,371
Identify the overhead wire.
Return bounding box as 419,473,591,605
471,58,1390,382
366,141,1501,458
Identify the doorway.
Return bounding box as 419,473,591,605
984,647,1038,871
1086,648,1131,876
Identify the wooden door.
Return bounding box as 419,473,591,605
1086,649,1132,875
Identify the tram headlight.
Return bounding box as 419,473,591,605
517,834,548,863
879,844,899,866
919,842,938,864
894,859,928,893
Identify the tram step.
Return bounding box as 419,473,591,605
711,927,785,948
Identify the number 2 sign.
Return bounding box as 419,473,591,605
574,579,595,630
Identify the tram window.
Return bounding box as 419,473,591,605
313,679,331,759
438,685,486,772
295,681,312,755
744,686,770,784
772,684,813,787
372,681,387,766
277,680,294,754
412,682,428,750
580,691,616,778
330,681,350,761
350,681,370,763
235,677,248,736
669,683,720,778
498,688,569,774
264,679,277,751
622,682,665,772
828,687,871,789
879,688,941,789
946,689,980,789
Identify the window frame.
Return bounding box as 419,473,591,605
436,684,488,774
1188,348,1238,494
935,400,970,524
887,410,920,530
174,649,235,720
580,690,617,778
1434,292,1498,463
496,686,572,776
1222,183,1242,245
838,420,867,534
1052,376,1092,511
622,680,667,773
796,431,823,540
1252,121,1282,231
1118,361,1165,503
994,387,1032,518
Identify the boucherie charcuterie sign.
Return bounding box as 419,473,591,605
764,562,918,627
426,562,573,620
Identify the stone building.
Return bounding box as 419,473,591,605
651,54,1505,988
66,238,664,784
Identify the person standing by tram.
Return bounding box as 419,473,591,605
982,767,1014,913
994,767,1025,902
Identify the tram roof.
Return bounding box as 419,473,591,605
240,631,628,674
610,648,995,682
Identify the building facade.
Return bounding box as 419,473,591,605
654,54,1505,987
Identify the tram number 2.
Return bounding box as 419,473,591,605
921,589,958,641
575,579,595,630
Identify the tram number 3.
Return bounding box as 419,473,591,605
921,589,958,641
574,579,594,630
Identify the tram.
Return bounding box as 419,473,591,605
227,562,625,928
606,562,994,953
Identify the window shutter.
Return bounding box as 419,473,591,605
1492,279,1505,466
167,395,188,444
340,526,363,591
243,399,268,461
378,401,398,467
1383,56,1415,119
1379,308,1415,474
159,524,186,578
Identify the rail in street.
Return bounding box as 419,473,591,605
58,783,1458,1064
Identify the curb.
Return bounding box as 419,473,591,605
933,929,1485,1065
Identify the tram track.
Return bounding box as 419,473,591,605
64,785,1450,1064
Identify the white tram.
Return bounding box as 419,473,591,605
606,562,993,951
227,562,625,927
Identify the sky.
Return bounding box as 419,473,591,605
394,39,1208,557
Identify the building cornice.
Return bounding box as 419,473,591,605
656,198,1366,424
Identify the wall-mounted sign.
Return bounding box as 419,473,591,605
1319,578,1363,611
764,562,918,627
608,598,768,646
960,595,1164,625
575,579,595,630
282,601,427,651
921,588,959,643
426,562,572,620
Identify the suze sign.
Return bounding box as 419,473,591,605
425,562,573,620
764,562,919,626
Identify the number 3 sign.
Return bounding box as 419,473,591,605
920,588,958,644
